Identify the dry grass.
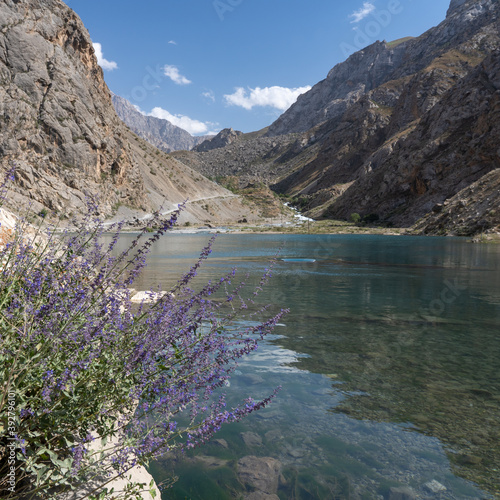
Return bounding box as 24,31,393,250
386,36,414,49
425,49,485,72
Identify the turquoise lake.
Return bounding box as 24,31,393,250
112,233,500,499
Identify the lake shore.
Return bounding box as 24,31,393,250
159,220,500,242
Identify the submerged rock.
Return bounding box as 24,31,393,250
244,493,280,500
193,455,229,469
424,479,447,493
388,486,417,500
237,456,282,496
213,438,229,449
241,431,263,448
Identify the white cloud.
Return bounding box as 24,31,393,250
224,86,311,111
168,40,177,45
202,90,216,102
163,65,191,85
349,2,376,23
149,107,213,135
92,42,118,71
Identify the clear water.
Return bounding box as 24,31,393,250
111,233,500,499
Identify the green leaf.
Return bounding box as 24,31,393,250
35,465,49,485
150,478,157,498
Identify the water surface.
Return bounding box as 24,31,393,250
111,233,500,499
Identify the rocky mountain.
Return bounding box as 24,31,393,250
174,0,500,235
325,49,500,230
268,0,498,138
0,0,264,224
266,40,409,137
412,167,500,237
194,128,243,153
171,129,294,184
111,94,210,153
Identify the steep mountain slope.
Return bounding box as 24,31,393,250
273,0,500,235
0,0,262,224
326,50,500,227
412,167,500,236
266,40,409,137
112,94,210,153
173,0,500,234
0,0,147,215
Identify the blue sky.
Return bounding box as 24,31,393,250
66,0,451,136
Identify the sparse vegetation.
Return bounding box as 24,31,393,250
385,36,414,48
350,213,361,224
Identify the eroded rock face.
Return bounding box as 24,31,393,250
266,41,409,137
326,50,500,228
412,168,500,236
0,0,146,215
448,0,469,14
447,0,494,19
269,0,499,140
0,0,262,225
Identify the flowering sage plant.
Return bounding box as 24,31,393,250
0,196,286,499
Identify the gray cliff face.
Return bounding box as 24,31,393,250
326,50,500,229
412,168,500,236
0,0,146,214
266,41,408,137
284,0,500,231
111,94,210,153
447,0,476,18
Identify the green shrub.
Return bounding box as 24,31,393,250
350,213,361,224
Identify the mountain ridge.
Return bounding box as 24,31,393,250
111,94,211,153
267,0,498,138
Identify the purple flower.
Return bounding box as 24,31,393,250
0,188,287,498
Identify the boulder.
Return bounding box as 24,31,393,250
237,456,282,496
241,431,263,447
388,486,417,500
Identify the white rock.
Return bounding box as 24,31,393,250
424,479,447,493
0,207,17,231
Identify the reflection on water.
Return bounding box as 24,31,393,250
107,233,500,499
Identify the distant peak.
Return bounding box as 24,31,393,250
194,128,243,153
446,0,471,17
